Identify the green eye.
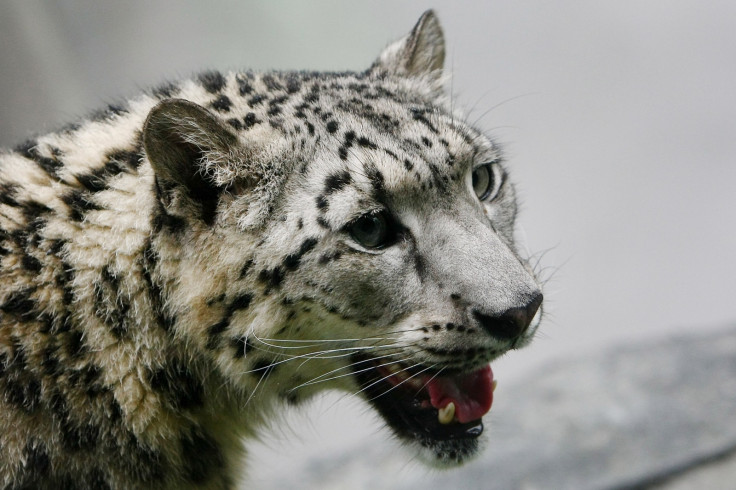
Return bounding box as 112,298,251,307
472,163,501,201
348,212,393,249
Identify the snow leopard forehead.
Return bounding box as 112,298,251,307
168,69,503,231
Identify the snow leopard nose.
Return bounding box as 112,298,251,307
471,293,543,341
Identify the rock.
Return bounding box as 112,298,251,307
248,326,736,489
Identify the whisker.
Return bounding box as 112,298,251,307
236,342,404,376
294,358,409,393
243,365,270,408
290,353,411,392
367,362,436,403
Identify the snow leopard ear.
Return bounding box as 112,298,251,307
143,98,237,225
369,10,445,81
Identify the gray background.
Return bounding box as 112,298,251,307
2,1,735,488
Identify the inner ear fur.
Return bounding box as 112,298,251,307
143,98,237,225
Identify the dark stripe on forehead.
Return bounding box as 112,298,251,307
323,171,351,194
282,237,318,271
410,108,439,134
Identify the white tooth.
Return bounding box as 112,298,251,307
492,379,498,392
438,402,455,425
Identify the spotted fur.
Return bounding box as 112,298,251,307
0,11,542,489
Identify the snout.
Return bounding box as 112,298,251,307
470,292,543,343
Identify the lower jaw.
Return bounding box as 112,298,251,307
349,355,486,446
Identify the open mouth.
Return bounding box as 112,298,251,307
351,354,496,443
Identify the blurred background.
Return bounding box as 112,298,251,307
2,1,735,488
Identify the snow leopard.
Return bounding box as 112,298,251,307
0,10,543,489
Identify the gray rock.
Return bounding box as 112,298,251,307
249,326,736,489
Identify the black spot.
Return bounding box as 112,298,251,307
239,259,254,279
93,265,131,338
413,252,427,282
243,112,261,129
206,320,229,350
283,391,300,405
149,360,204,410
258,267,284,288
365,165,385,194
252,359,276,378
411,109,439,133
60,420,99,452
111,148,143,170
326,120,339,133
151,202,187,234
62,191,102,222
1,288,36,319
66,330,86,358
181,429,223,484
229,292,253,312
248,94,267,107
270,94,288,107
152,81,178,98
41,344,61,376
75,165,116,193
323,171,351,195
231,335,253,359
105,104,126,117
6,375,41,414
142,242,176,332
316,216,330,229
318,250,342,264
227,118,243,130
206,293,226,307
305,122,315,135
262,74,284,92
286,76,302,94
357,136,377,149
69,364,105,398
315,195,328,211
21,254,42,273
23,441,51,478
237,76,253,96
198,71,226,94
404,159,414,171
338,146,349,160
15,140,63,179
0,183,19,206
421,136,433,148
211,94,232,112
383,148,399,162
282,237,318,271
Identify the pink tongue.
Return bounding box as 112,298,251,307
426,365,494,423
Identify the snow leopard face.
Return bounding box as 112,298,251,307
144,11,542,466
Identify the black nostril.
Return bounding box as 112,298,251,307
526,293,543,325
472,293,543,341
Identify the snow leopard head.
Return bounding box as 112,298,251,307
142,10,542,466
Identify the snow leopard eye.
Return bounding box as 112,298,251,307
472,163,502,201
348,211,394,249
